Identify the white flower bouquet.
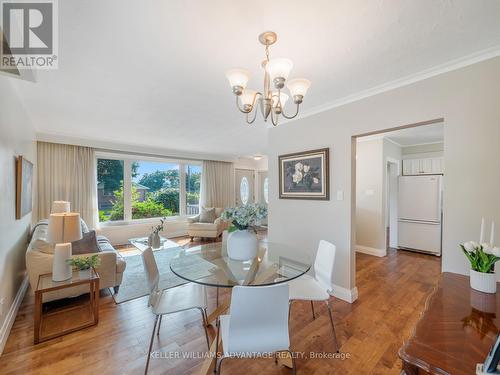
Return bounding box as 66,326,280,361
221,204,268,231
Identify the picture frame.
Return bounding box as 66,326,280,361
16,155,34,219
279,148,329,200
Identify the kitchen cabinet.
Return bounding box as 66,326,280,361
402,157,444,175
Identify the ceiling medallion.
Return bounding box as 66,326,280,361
225,31,311,126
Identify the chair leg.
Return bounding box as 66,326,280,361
145,315,159,375
216,287,220,307
326,300,340,353
310,300,316,320
288,349,296,375
288,300,293,322
156,315,162,336
214,318,220,373
216,356,226,375
199,308,210,349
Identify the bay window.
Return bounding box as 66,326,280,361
97,153,201,223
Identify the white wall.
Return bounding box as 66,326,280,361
355,139,384,251
355,138,401,255
0,78,37,353
268,57,500,302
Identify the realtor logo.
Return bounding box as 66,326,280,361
1,0,58,69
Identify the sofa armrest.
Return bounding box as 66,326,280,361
187,215,200,224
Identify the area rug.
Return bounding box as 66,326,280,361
112,246,214,304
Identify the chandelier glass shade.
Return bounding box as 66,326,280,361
225,31,311,126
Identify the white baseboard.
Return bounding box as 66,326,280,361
356,245,386,257
0,274,29,356
331,284,359,303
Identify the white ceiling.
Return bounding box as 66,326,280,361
6,0,500,158
385,123,444,146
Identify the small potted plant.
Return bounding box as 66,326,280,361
66,254,101,271
148,217,166,249
461,241,500,293
221,204,267,260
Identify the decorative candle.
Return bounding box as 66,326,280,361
480,217,485,244
491,221,495,246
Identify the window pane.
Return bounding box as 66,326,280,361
97,159,124,222
185,165,201,215
264,177,269,204
240,177,249,205
132,161,179,219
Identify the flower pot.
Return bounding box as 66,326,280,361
227,229,258,261
470,269,497,294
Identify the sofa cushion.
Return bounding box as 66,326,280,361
200,207,216,223
72,230,100,255
189,222,218,231
31,224,55,254
80,219,90,233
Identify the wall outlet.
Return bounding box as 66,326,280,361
336,190,344,201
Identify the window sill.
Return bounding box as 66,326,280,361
98,215,195,228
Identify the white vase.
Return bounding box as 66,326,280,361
151,233,161,249
227,229,258,261
470,269,497,294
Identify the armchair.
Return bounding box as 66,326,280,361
187,207,228,241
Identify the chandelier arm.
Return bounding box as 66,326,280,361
236,96,251,114
270,108,279,127
246,107,258,124
281,103,300,119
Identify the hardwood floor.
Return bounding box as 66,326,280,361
0,241,441,375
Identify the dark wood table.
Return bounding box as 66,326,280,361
399,272,500,375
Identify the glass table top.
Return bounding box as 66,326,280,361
37,268,99,292
169,241,312,288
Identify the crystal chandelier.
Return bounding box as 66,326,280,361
225,31,311,126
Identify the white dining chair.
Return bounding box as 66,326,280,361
141,247,210,374
214,283,294,374
287,240,340,352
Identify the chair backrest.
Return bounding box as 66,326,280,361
227,284,289,354
313,240,337,292
141,247,160,307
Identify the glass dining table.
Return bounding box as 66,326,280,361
170,240,310,374
169,240,312,289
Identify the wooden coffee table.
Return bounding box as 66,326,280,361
34,268,100,344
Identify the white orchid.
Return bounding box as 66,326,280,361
463,241,476,251
294,162,303,172
303,164,310,173
461,240,500,274
482,243,493,254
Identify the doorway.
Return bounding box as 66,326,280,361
235,169,255,206
386,158,400,249
353,119,445,259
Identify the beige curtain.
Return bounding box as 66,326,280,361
200,160,235,208
37,142,97,229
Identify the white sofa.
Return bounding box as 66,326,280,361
187,207,229,241
26,221,126,302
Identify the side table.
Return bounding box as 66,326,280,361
34,267,100,344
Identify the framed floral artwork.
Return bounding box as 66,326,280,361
279,148,329,200
16,155,34,219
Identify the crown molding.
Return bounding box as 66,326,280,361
281,45,500,125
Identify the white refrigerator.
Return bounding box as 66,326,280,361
398,175,442,256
